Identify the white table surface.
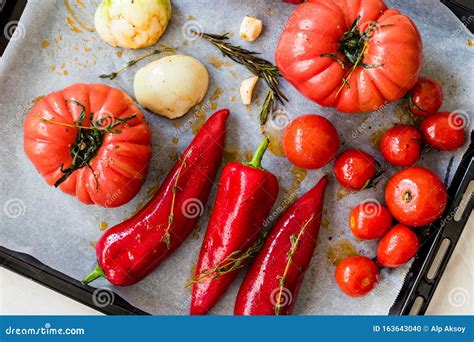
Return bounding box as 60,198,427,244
1,213,472,315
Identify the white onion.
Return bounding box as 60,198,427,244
134,55,209,119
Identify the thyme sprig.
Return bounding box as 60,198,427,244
194,31,287,125
100,47,176,80
274,217,314,315
321,16,391,96
161,149,192,249
38,100,136,188
184,233,266,288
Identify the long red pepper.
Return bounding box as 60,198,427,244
234,176,328,315
189,137,279,315
82,109,229,286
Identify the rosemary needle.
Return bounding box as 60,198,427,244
100,47,176,80
194,31,287,125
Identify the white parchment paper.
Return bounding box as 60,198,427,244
0,0,472,315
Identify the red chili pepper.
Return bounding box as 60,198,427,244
234,176,328,315
82,109,229,286
188,137,279,315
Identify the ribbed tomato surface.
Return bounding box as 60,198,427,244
276,0,423,113
24,83,152,207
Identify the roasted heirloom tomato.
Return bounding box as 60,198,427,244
335,256,379,297
24,83,152,207
385,166,447,227
275,0,423,113
409,77,444,117
380,125,421,166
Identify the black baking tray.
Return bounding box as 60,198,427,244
0,0,473,316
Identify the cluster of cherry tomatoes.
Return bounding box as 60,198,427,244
281,76,466,297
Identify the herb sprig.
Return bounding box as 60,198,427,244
100,47,176,80
161,149,192,249
184,233,266,288
194,31,287,125
321,16,390,96
274,217,314,315
38,100,136,188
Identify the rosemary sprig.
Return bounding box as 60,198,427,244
194,31,287,125
39,100,136,188
184,233,266,288
100,47,176,80
161,149,192,249
274,217,314,315
259,91,276,127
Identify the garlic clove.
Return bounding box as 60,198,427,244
240,16,263,42
240,76,259,105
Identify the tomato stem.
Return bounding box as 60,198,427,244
403,191,413,203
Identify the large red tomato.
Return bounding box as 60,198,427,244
276,0,423,113
24,83,152,207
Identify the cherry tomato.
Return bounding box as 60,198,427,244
420,112,466,151
350,201,393,240
385,166,447,227
377,224,419,268
334,149,378,191
283,114,340,169
335,256,379,297
380,125,421,166
409,77,443,117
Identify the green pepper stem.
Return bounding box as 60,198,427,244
245,136,270,170
82,263,105,285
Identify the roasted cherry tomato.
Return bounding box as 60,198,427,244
380,125,421,166
350,201,393,240
335,256,379,297
377,224,419,268
409,77,444,117
420,112,466,151
334,149,378,191
385,166,447,227
283,114,339,169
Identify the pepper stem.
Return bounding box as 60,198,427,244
245,136,270,170
82,263,105,285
